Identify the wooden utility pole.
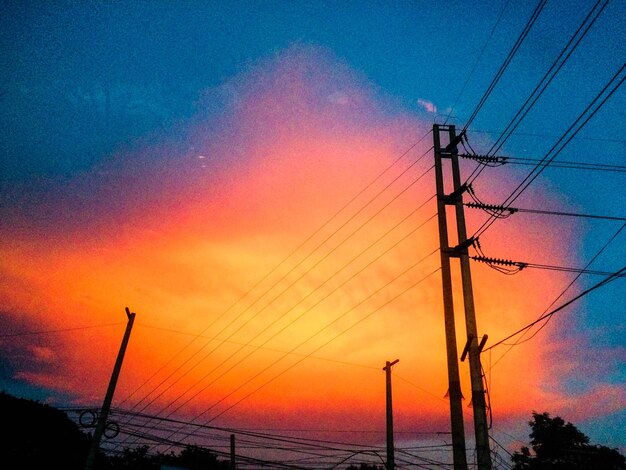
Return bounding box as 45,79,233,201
85,307,136,470
433,124,492,470
383,359,399,470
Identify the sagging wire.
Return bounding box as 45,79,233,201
460,132,508,190
480,363,493,430
463,131,478,155
472,239,527,275
460,131,476,156
462,131,508,169
467,185,517,219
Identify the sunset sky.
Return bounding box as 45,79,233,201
1,1,624,467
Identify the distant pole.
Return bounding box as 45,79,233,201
230,434,236,470
84,307,136,470
383,359,399,470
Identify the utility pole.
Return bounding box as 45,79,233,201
230,434,236,470
383,359,399,470
85,307,136,470
434,124,492,470
433,125,468,470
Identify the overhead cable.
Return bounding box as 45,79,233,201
472,61,626,239
483,265,626,352
463,0,548,131
117,130,432,409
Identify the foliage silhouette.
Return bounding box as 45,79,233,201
346,464,384,470
163,445,230,470
1,391,231,469
98,444,230,470
512,411,626,470
1,391,90,469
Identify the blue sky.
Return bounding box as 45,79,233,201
1,0,625,465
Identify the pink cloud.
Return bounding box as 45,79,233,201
542,383,626,423
417,98,437,113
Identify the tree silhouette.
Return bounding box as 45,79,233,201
164,445,230,470
101,445,159,470
1,391,90,469
512,411,626,470
346,464,384,470
1,391,234,470
97,444,231,470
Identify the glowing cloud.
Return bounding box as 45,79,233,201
417,98,437,114
0,46,597,441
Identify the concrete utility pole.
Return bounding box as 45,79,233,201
85,307,136,470
433,124,492,470
447,126,492,470
383,359,399,470
433,125,468,470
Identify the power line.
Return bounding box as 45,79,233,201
157,212,437,418
114,208,439,455
0,322,124,338
466,201,626,221
463,0,547,131
111,426,311,470
115,150,436,438
521,262,625,277
468,129,626,144
501,156,626,173
93,407,427,469
459,152,626,173
463,0,610,187
115,201,437,451
443,0,510,125
99,408,383,448
114,187,437,451
472,61,626,239
489,435,515,470
471,255,626,278
135,323,379,371
484,0,609,159
167,267,442,447
482,265,626,352
489,221,625,367
117,131,432,408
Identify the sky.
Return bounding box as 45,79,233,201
1,1,625,468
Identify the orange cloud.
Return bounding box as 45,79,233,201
0,47,589,440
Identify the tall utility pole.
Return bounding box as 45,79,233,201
85,307,136,470
433,124,492,470
383,359,399,470
433,126,468,470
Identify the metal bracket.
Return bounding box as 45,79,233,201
442,183,468,204
444,132,465,152
444,237,475,258
461,334,488,362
